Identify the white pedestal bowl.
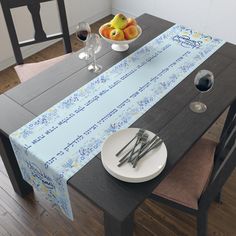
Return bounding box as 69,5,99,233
99,25,142,52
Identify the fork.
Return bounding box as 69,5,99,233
133,138,163,168
118,134,159,167
115,129,144,157
127,129,145,162
131,133,149,165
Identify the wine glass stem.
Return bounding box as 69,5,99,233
93,51,97,68
83,42,86,53
198,92,203,103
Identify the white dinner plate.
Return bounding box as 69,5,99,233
101,128,167,183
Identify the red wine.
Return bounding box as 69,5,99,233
76,30,89,41
195,76,213,92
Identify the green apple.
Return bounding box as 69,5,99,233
110,14,128,30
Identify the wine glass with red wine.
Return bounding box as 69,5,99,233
189,70,214,113
75,22,91,60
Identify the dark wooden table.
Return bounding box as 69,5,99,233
0,14,236,236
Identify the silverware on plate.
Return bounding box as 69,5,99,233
127,129,145,162
115,129,144,157
133,138,163,168
131,133,149,165
117,133,163,168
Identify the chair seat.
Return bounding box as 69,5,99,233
14,54,70,83
153,138,217,209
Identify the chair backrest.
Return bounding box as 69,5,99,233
199,99,236,207
0,0,72,65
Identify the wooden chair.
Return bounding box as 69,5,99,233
0,0,72,82
150,100,236,236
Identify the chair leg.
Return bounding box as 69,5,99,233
197,210,208,236
214,191,222,204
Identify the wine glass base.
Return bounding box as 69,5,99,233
111,43,129,52
78,52,91,60
88,64,103,74
189,102,207,113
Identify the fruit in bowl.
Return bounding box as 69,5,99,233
123,25,139,40
126,18,137,27
99,23,114,39
99,13,142,51
110,14,128,30
110,29,125,41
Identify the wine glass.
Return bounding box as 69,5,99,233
75,22,91,60
86,33,102,73
189,70,214,113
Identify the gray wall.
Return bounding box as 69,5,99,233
0,0,111,70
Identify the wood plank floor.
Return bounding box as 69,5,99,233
0,15,235,236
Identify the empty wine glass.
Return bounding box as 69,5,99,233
189,70,214,113
75,22,91,60
87,33,102,73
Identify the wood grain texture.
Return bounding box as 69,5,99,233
0,156,235,235
67,15,236,227
0,14,235,235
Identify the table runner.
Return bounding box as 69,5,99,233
10,24,224,219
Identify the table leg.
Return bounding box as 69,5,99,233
0,133,33,197
104,212,134,236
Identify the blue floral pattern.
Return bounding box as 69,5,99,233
10,24,224,220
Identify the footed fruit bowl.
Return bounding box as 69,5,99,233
99,25,142,52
